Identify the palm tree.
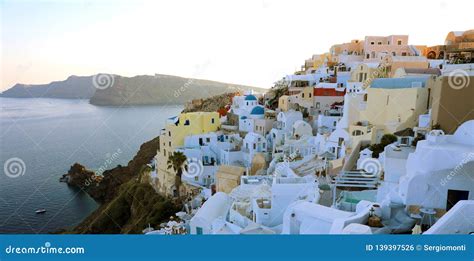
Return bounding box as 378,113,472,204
167,151,187,197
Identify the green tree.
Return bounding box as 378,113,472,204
167,151,187,198
380,134,397,146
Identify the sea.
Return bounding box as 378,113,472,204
0,97,182,233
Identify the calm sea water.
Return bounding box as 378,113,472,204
0,98,182,233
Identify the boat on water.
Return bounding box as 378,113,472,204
35,208,46,214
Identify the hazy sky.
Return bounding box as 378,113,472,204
1,0,473,91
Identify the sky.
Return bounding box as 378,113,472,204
1,0,473,91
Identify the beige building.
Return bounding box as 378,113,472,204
254,118,275,136
363,35,414,61
278,95,298,112
361,76,434,134
350,63,380,82
430,76,474,133
426,30,474,63
215,165,246,194
387,56,429,77
330,39,364,60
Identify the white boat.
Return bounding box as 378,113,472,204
35,208,46,214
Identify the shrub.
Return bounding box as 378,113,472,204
380,134,397,146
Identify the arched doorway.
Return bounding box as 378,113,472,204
427,51,437,59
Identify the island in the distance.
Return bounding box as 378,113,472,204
1,74,264,106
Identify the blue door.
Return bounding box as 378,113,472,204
196,227,203,235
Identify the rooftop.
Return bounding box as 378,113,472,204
370,76,429,89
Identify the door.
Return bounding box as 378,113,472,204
196,227,203,235
446,189,469,211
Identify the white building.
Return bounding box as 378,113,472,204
238,106,265,133
189,192,232,234
399,121,474,210
276,110,303,133
242,132,267,166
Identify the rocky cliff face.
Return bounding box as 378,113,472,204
61,136,160,203
182,92,237,113
2,74,264,106
60,136,181,234
1,75,96,99
89,74,263,106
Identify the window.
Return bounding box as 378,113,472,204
366,54,370,59
206,137,210,143
397,40,402,45
388,41,390,45
169,141,171,146
196,227,203,235
302,93,305,98
333,121,337,127
168,131,171,136
401,137,410,145
316,102,320,109
211,118,215,124
370,41,375,45
401,52,407,56
363,94,368,101
338,138,344,146
253,144,256,150
184,119,190,125
309,93,312,98
163,149,166,156
377,41,382,45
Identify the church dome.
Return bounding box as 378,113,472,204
251,106,265,115
245,95,257,101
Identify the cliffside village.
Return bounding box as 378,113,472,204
145,31,474,235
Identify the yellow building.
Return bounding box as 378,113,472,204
350,63,380,82
155,112,220,196
361,76,433,135
278,95,291,112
